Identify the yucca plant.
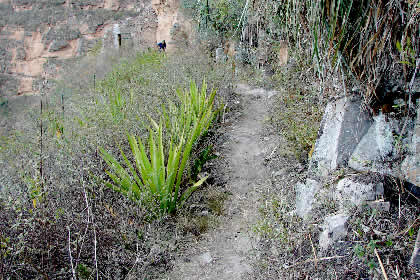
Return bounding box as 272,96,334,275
100,80,218,214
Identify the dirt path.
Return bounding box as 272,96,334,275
168,84,279,280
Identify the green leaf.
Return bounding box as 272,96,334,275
396,41,402,52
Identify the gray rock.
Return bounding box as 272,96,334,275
198,252,213,265
349,113,398,175
319,213,349,250
366,201,390,212
401,102,419,187
48,40,69,52
334,177,383,210
216,47,226,63
295,178,321,218
309,95,373,176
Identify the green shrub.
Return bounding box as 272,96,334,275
100,81,219,214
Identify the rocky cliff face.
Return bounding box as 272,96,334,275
0,0,189,97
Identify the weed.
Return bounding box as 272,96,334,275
206,191,228,216
271,66,324,162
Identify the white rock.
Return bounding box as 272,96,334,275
319,213,349,250
198,252,213,265
366,201,390,212
310,96,372,176
295,178,321,218
216,47,226,63
349,113,398,175
334,177,383,210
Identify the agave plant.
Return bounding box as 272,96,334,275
100,80,218,213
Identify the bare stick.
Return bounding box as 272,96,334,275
40,97,43,188
76,188,92,263
82,186,99,280
92,204,99,280
124,243,142,280
67,226,76,280
374,248,389,280
308,233,318,268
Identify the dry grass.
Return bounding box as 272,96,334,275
0,46,235,279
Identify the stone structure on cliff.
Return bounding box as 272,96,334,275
0,0,190,97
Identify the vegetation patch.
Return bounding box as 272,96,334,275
0,46,234,279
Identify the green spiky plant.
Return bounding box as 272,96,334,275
100,80,218,214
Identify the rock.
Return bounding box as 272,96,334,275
401,102,419,187
198,252,213,265
216,47,226,63
334,176,384,210
199,210,209,217
366,201,390,212
410,229,420,269
349,113,399,175
309,95,373,176
49,40,69,52
319,213,349,250
295,178,321,218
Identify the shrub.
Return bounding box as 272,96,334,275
100,81,219,214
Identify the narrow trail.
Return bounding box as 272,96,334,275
169,84,279,280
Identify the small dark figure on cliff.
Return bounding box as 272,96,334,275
157,40,166,51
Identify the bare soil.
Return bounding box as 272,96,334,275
166,83,281,279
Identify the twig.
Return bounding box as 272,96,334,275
67,226,76,280
82,187,99,280
398,194,401,220
374,248,389,280
283,255,347,269
222,104,227,123
77,189,92,264
391,217,420,239
233,0,249,37
92,206,99,280
308,233,318,268
124,243,142,280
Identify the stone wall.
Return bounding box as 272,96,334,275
294,93,419,262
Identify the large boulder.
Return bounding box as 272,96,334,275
309,95,373,176
348,113,400,175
